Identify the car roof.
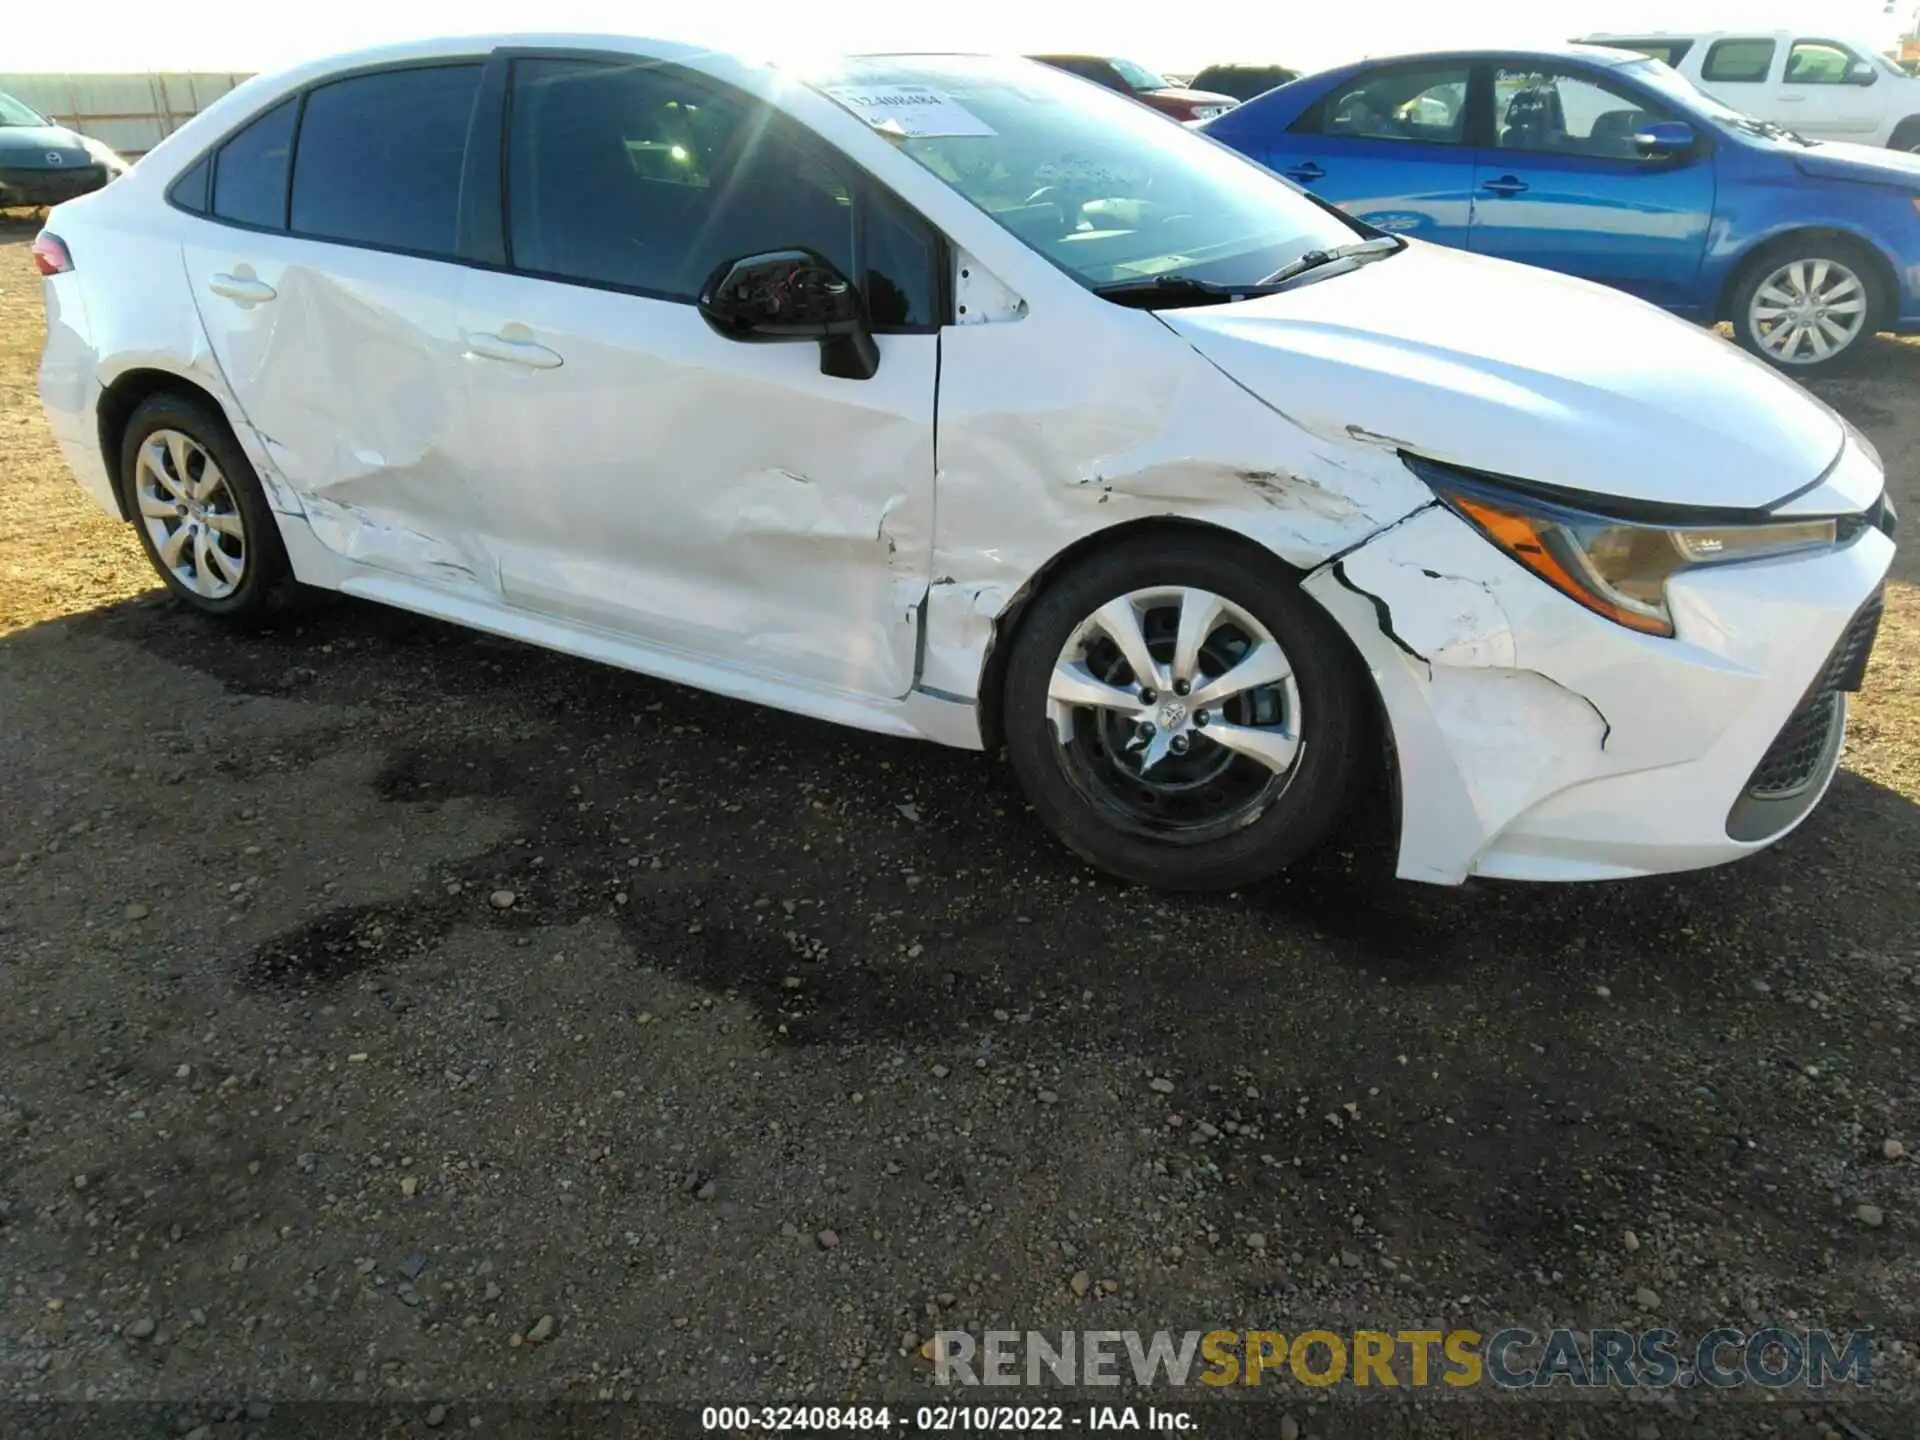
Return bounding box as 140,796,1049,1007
229,33,1018,84
1323,43,1650,71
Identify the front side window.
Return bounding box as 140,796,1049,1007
808,55,1359,293
1494,67,1677,160
506,59,863,306
1702,38,1777,82
1783,40,1860,85
1300,64,1470,144
289,65,480,257
212,96,297,230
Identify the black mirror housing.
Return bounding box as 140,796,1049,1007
1847,62,1879,86
698,249,880,380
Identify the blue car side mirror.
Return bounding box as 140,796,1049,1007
1633,121,1697,158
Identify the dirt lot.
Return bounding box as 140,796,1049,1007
2,220,1917,1439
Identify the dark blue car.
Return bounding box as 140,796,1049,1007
1200,44,1920,370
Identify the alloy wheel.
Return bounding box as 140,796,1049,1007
1046,586,1303,842
1747,258,1869,365
135,429,246,600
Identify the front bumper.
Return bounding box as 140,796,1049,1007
0,164,106,207
1303,503,1896,885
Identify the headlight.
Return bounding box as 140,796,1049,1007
1423,468,1844,638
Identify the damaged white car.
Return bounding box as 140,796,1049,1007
37,39,1896,890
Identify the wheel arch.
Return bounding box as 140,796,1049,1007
1715,226,1900,324
96,367,233,520
1887,115,1920,150
970,514,1371,757
973,516,1292,754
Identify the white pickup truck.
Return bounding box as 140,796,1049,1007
1577,30,1920,150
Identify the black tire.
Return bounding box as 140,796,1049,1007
1727,236,1887,373
1002,532,1370,892
119,391,295,619
1888,117,1920,153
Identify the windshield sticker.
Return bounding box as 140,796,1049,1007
821,84,998,138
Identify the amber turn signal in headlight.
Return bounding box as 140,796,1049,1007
1434,483,1842,639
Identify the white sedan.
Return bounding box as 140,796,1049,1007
36,37,1895,890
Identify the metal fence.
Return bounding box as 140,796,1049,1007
0,73,256,158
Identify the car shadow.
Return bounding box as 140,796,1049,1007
6,576,1917,1331
12,586,1914,1027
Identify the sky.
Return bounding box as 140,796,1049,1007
9,0,1917,76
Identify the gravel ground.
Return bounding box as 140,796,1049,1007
2,222,1917,1439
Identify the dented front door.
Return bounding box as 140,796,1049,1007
453,271,936,700
181,235,490,589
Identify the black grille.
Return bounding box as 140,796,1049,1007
0,164,106,204
1744,589,1883,798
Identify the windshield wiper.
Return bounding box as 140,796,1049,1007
1257,236,1403,287
1092,237,1405,310
1733,116,1811,145
1089,274,1280,308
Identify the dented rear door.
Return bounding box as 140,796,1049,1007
182,234,484,587
179,59,495,592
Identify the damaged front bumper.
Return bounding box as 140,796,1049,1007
1302,503,1896,885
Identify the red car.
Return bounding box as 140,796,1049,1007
1027,55,1240,121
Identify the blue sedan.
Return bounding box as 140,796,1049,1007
1200,45,1920,370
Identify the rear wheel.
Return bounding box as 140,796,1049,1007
120,392,293,618
1728,239,1885,372
1002,534,1370,891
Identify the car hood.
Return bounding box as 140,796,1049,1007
1794,139,1920,186
1147,85,1238,107
1155,243,1844,510
0,125,90,162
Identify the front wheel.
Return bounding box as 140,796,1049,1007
1001,534,1370,892
1728,242,1884,372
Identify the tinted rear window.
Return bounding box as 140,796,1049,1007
289,64,480,257
1595,40,1695,66
1703,38,1776,82
212,97,297,229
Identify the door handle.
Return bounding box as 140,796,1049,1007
208,273,276,304
465,332,564,370
1481,175,1528,197
1777,94,1805,102
1283,161,1326,183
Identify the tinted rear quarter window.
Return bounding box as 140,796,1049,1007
212,96,297,229
1703,38,1777,82
289,64,480,256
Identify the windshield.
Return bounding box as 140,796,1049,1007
1109,58,1170,92
0,91,50,127
807,56,1361,294
1622,58,1814,143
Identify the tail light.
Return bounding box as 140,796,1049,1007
32,231,73,277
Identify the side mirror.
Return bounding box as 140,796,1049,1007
1633,120,1698,158
1846,60,1879,86
698,249,879,381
